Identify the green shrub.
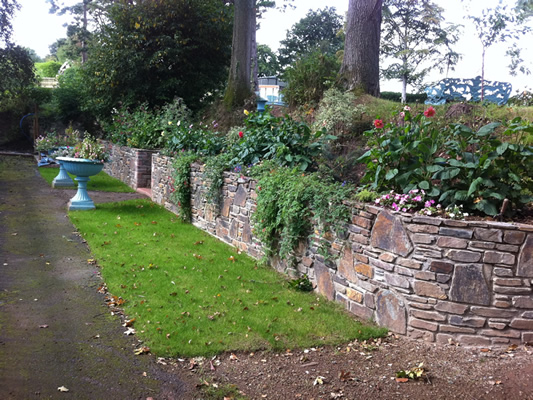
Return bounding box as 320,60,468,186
35,61,62,78
230,110,336,171
508,89,533,107
282,50,340,108
313,88,366,136
358,108,533,216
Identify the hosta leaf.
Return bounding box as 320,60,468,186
467,177,483,197
486,191,505,200
454,190,469,201
496,142,509,155
475,199,498,216
433,168,460,180
477,122,501,136
427,187,440,197
385,168,399,180
426,165,444,173
418,180,430,190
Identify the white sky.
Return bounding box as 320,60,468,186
11,0,533,93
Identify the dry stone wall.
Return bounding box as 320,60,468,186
149,152,533,346
102,141,155,189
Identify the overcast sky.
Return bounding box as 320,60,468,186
11,0,533,93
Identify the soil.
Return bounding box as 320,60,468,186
2,155,533,400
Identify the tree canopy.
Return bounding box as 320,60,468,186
278,7,343,69
81,0,233,120
381,0,461,102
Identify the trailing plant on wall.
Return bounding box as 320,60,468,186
170,152,199,222
251,161,353,261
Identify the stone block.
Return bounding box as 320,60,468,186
493,278,524,287
481,329,521,338
354,253,369,264
517,234,533,277
412,234,435,244
457,335,491,346
397,258,423,270
449,264,490,305
379,252,397,263
410,318,439,332
314,261,335,301
513,296,533,309
338,247,357,282
369,257,395,272
439,227,473,239
350,233,370,245
412,216,443,226
406,224,439,234
346,288,363,303
469,241,496,250
509,318,533,330
408,328,435,341
414,271,436,281
483,251,515,265
384,273,411,289
352,215,372,230
413,281,447,299
493,267,513,277
495,244,520,253
437,237,468,248
355,263,373,279
370,211,413,257
493,286,532,295
365,292,375,309
504,230,526,245
349,301,374,320
436,333,455,344
439,325,475,334
488,321,508,330
434,301,468,315
494,300,512,308
445,249,482,263
523,332,533,344
411,310,447,322
449,315,486,328
474,228,503,242
396,266,414,277
437,274,451,283
375,289,407,334
470,307,515,318
408,302,434,310
429,261,454,274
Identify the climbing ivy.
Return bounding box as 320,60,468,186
170,152,199,222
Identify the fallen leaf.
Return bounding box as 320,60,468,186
480,348,491,353
57,386,69,392
313,376,325,385
134,346,150,355
39,324,49,329
395,378,409,383
11,233,17,236
507,344,518,352
124,327,136,335
488,380,502,385
194,241,204,245
229,353,239,361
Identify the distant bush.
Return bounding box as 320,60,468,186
313,88,366,136
35,61,62,78
380,91,427,103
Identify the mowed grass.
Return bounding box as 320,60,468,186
70,199,387,357
38,166,135,193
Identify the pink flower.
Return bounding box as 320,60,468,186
373,119,384,129
424,106,436,117
238,131,244,138
403,106,411,111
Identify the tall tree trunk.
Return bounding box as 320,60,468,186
81,0,88,64
401,75,407,103
339,0,383,96
251,0,258,93
224,0,254,109
481,45,486,102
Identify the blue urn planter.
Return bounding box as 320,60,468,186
56,157,104,211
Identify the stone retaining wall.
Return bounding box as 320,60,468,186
102,141,155,189
150,152,533,346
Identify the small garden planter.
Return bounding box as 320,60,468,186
56,157,104,210
52,159,75,188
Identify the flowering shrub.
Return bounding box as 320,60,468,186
72,134,109,162
374,189,433,213
34,130,78,152
358,108,533,216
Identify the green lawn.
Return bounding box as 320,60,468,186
70,199,387,358
38,166,135,193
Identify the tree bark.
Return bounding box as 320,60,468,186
339,0,383,96
224,0,254,109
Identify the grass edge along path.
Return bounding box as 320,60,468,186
69,198,387,358
38,166,135,193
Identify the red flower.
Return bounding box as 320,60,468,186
424,106,436,117
238,131,244,138
373,119,384,129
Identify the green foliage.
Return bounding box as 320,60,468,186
288,275,314,292
50,67,91,126
203,152,232,206
231,110,336,171
0,45,36,99
282,50,340,108
82,0,233,120
354,189,379,202
35,61,62,78
313,88,366,136
70,198,387,357
358,108,533,216
170,152,199,222
278,6,344,69
508,89,533,107
380,91,428,103
251,163,353,260
257,44,280,77
165,121,224,157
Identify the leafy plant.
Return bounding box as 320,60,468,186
358,108,533,216
288,275,314,292
313,88,367,136
251,162,353,261
170,152,199,222
396,363,428,382
231,110,336,172
203,152,232,207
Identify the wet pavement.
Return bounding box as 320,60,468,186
0,155,193,399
